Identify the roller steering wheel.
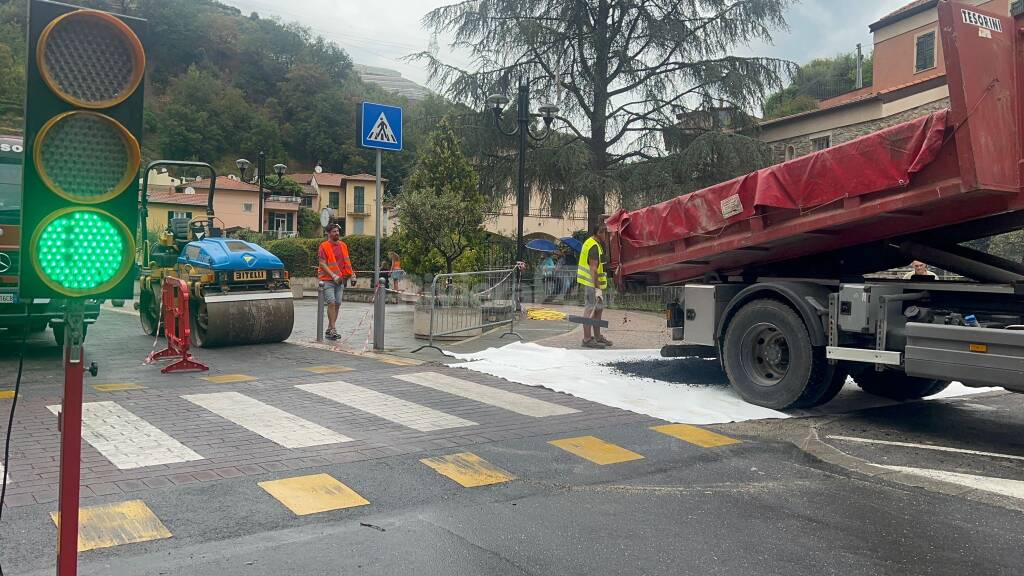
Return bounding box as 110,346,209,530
188,216,226,240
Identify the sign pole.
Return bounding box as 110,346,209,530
56,299,86,576
373,149,385,351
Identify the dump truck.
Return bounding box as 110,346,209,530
0,135,102,345
607,1,1024,409
137,161,294,347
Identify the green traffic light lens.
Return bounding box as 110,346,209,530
31,207,134,296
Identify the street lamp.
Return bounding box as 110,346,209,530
235,151,288,233
486,79,559,263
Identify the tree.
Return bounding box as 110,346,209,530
417,0,794,228
397,119,485,274
763,51,874,120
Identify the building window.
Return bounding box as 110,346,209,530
301,195,313,208
353,186,365,213
810,135,831,152
167,210,192,225
329,191,340,209
353,218,364,235
242,202,253,213
915,31,936,73
785,145,796,161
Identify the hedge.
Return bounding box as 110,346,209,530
264,235,392,278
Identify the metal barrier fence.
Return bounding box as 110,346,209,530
412,267,522,354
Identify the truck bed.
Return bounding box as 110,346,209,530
608,1,1024,287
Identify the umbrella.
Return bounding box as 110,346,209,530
526,238,558,253
560,236,583,254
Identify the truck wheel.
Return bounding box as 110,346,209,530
853,369,951,400
139,290,162,336
723,299,833,409
52,324,86,347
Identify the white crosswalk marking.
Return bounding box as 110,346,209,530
297,381,477,432
46,401,203,470
182,392,352,448
394,372,579,417
0,462,8,484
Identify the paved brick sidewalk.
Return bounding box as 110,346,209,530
0,308,653,508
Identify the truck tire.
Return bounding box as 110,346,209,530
139,289,162,336
722,299,834,409
853,369,951,400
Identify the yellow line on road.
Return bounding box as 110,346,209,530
652,424,741,448
202,374,256,384
420,452,516,487
92,383,145,392
0,390,14,399
302,365,353,374
51,500,171,552
548,436,644,465
259,473,369,516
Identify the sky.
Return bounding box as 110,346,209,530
225,0,914,89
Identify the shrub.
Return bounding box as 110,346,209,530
265,237,320,277
342,235,392,272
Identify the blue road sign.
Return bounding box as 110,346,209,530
361,102,403,151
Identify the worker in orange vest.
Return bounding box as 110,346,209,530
318,224,355,340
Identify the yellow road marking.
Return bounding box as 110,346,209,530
202,374,256,384
549,436,644,465
420,452,516,487
0,390,14,399
258,473,369,516
651,424,741,448
92,383,145,392
51,500,171,552
302,365,353,374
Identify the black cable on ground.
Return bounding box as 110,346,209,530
0,320,30,576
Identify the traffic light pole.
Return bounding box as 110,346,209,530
56,299,86,576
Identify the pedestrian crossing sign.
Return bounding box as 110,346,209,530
361,102,403,151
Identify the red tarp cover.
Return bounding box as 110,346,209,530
607,109,951,248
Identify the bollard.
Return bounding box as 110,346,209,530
373,277,385,351
316,282,324,343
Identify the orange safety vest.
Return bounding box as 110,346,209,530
392,258,401,270
318,240,353,281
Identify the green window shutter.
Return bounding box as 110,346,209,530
916,32,935,73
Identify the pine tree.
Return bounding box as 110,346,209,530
416,0,795,228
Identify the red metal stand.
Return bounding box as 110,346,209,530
151,276,209,373
56,303,85,576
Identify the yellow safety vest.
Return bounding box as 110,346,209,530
577,236,607,289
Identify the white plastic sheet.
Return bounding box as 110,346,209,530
451,342,1002,425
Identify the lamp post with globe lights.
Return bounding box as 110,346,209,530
486,79,559,263
235,151,288,233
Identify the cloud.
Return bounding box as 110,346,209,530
224,0,913,86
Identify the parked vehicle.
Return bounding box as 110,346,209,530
607,2,1024,409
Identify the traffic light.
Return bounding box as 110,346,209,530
19,1,146,299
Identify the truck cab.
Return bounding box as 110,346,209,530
0,135,101,344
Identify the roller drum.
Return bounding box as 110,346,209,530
193,295,294,347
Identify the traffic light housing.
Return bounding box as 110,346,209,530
19,1,146,299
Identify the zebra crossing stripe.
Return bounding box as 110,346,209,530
297,381,477,432
394,372,579,417
46,401,203,470
182,392,352,448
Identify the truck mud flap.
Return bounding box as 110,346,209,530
905,323,1024,392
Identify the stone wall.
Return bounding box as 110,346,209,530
767,97,951,164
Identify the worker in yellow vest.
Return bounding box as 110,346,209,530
577,220,612,348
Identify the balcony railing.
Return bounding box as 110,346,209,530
267,195,302,204
352,204,367,214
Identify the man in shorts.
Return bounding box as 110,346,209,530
317,224,354,340
577,220,612,348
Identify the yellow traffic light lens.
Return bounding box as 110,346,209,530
31,207,134,296
34,110,140,204
37,9,145,109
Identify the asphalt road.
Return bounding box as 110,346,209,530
1,307,1022,575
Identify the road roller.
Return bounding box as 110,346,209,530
136,161,295,347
